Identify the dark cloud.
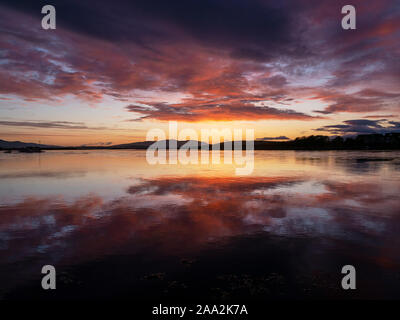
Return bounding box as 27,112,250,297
315,119,400,135
125,101,318,122
0,121,108,130
1,0,304,61
256,136,290,141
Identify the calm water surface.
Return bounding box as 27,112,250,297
1,150,400,299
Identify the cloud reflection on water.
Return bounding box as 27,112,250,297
1,150,400,298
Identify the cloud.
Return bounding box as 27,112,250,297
125,101,318,122
0,120,108,130
313,90,400,114
364,115,397,119
256,136,290,141
261,75,288,88
1,0,304,60
80,141,113,147
0,0,399,122
315,119,400,135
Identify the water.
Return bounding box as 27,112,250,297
0,150,400,300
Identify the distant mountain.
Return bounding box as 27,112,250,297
0,139,60,149
111,140,209,149
2,132,400,151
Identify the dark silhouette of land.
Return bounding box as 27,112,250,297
1,133,400,152
252,133,400,150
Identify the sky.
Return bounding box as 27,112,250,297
0,0,399,146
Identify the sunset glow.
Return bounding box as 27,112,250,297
1,0,399,145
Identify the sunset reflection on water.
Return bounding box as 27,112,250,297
1,150,400,299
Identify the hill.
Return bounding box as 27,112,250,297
0,139,60,149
